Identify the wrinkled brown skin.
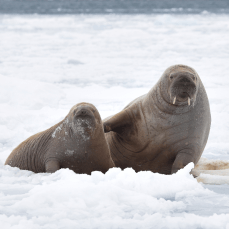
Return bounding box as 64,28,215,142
103,65,211,174
5,103,114,174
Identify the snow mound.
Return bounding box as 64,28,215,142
1,162,229,228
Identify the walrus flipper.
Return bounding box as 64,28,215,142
103,109,131,134
171,150,195,174
45,160,60,173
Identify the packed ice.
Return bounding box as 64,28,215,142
1,14,229,228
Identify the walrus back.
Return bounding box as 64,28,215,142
124,94,146,109
5,123,60,173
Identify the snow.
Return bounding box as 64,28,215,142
1,163,229,228
1,14,229,228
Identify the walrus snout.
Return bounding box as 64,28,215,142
76,109,91,117
169,72,197,105
74,107,95,119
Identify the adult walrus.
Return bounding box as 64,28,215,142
5,103,114,174
103,64,211,174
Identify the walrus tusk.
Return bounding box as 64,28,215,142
188,97,191,106
173,97,176,104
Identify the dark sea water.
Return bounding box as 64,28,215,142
0,0,229,14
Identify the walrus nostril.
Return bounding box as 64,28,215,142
80,110,87,115
75,109,89,117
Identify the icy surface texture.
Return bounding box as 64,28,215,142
1,14,229,228
1,163,229,228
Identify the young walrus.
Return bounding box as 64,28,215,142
5,103,114,174
104,64,211,174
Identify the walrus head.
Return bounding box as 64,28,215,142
161,65,199,106
67,103,102,139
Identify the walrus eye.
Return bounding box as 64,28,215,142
170,76,173,80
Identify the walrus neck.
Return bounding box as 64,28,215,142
150,82,193,115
